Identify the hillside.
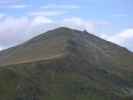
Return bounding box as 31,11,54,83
0,27,133,100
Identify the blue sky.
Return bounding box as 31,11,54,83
0,0,133,51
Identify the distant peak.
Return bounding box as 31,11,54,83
52,27,74,31
53,27,90,34
57,27,71,30
83,30,88,33
52,27,86,32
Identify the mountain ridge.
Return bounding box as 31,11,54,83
0,27,133,100
0,27,132,66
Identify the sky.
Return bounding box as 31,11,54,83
0,0,133,51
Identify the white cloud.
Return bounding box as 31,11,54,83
0,47,3,51
29,4,79,17
0,14,5,19
42,4,80,9
0,16,30,46
103,29,133,44
0,4,30,9
29,10,67,17
118,29,133,39
0,1,29,9
31,16,53,26
101,29,133,51
7,4,29,8
0,0,23,4
62,17,96,33
113,14,128,17
0,16,30,32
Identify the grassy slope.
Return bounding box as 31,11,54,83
0,27,133,100
0,52,132,100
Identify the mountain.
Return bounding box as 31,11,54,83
0,27,133,100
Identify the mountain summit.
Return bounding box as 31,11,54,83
0,27,133,100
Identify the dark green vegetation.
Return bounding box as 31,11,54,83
0,27,133,100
